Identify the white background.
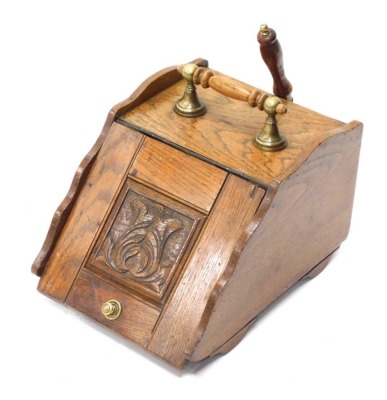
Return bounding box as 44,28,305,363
1,1,386,399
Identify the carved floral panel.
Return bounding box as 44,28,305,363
92,189,196,298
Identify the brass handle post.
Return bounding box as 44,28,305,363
254,96,287,151
174,64,207,117
174,64,288,151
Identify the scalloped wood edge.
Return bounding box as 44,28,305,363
32,58,209,276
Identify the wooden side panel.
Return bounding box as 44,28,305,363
32,61,209,277
190,122,363,361
31,136,104,276
147,175,265,368
129,138,226,213
67,271,160,347
38,123,143,302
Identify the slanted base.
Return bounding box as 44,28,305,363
301,248,338,281
211,317,257,357
202,248,338,361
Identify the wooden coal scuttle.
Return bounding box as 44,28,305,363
32,25,362,368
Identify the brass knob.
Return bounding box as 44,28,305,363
101,300,122,320
260,23,269,36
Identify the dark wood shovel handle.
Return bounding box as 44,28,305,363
258,24,293,102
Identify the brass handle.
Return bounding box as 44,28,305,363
174,64,288,152
101,300,122,320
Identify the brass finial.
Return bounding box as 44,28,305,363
174,64,206,117
260,24,269,36
254,96,287,151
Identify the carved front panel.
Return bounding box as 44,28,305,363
90,180,203,301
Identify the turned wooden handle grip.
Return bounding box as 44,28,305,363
207,76,254,102
258,24,293,102
193,67,265,109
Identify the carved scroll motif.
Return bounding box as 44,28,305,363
94,190,194,295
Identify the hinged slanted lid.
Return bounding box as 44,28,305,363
118,71,348,186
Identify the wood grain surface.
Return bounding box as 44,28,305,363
147,175,265,367
38,123,144,301
129,137,226,213
190,122,362,361
32,59,208,277
119,75,344,185
67,270,160,347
